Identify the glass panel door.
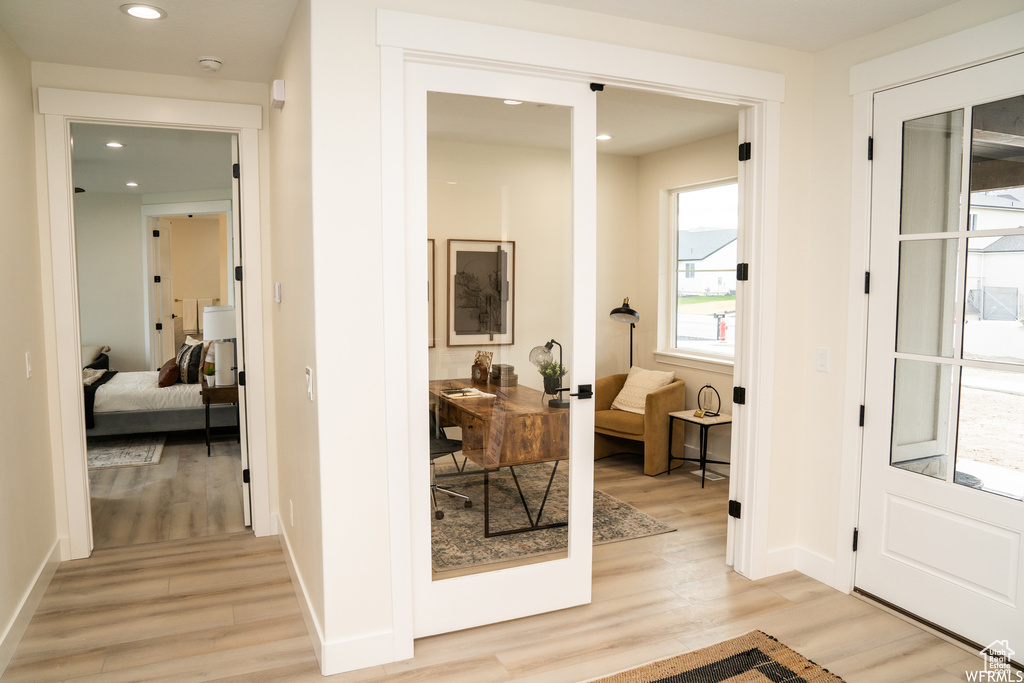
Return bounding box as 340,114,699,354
407,62,596,637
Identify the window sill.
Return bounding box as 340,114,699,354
653,350,734,375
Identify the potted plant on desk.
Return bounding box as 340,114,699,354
539,361,567,395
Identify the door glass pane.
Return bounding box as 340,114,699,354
426,92,573,579
891,358,954,480
896,239,959,357
900,110,964,235
955,367,1024,500
963,239,1024,365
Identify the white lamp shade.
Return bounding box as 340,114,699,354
203,305,236,341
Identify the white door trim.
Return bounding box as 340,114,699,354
840,11,1024,593
378,8,783,660
38,88,271,559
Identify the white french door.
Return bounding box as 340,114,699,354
858,53,1024,652
406,61,596,637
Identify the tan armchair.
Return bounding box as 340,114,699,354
594,374,686,475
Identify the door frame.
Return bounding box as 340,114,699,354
142,200,233,369
38,88,272,559
378,9,784,655
838,10,1024,591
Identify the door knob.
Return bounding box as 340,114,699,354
569,384,593,399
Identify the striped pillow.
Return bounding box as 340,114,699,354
175,341,205,384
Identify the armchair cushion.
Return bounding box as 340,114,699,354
594,409,644,435
610,366,676,414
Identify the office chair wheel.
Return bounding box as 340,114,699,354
463,500,472,508
435,510,444,520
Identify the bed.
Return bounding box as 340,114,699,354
85,370,237,437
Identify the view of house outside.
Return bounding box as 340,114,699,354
674,181,737,358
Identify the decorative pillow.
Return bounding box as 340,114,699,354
610,366,676,415
175,341,205,384
186,335,214,362
81,344,110,365
157,358,180,387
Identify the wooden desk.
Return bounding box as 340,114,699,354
429,379,569,536
201,378,239,457
430,379,568,468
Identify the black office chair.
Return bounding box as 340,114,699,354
430,412,472,520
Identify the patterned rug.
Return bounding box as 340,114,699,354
590,630,845,682
431,460,674,571
86,434,165,468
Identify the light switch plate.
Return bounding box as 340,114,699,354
305,366,313,401
815,346,830,373
273,282,282,303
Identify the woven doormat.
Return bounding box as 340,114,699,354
590,630,844,683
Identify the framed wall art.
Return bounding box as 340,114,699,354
427,238,435,348
447,239,515,346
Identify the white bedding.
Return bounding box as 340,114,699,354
94,371,202,413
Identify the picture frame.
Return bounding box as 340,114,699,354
427,238,435,348
447,239,515,347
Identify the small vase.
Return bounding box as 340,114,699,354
543,375,561,394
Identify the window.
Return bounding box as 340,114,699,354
670,181,738,359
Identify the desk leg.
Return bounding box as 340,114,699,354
206,402,211,457
483,463,568,538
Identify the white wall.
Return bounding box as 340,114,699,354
0,25,57,674
74,192,148,370
427,139,572,390
269,0,325,651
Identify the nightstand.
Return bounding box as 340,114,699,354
201,377,239,456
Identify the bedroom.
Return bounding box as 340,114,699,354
73,122,249,549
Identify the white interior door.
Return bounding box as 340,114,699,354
858,53,1024,655
407,62,596,637
230,135,252,528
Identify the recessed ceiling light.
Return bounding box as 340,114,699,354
120,4,166,19
503,100,523,106
596,134,613,141
126,182,139,187
106,142,124,148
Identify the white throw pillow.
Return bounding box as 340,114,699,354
610,367,676,415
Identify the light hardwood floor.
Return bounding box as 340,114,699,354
4,454,985,681
87,432,246,550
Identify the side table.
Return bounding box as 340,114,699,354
201,378,239,456
668,409,732,488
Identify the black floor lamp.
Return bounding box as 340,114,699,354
609,297,640,368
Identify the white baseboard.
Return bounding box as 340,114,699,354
275,514,402,676
276,515,324,668
765,545,838,588
0,540,60,676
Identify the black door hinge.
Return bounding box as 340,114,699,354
155,322,163,331
242,468,250,484
238,371,245,386
733,386,746,405
589,83,604,92
728,500,742,519
859,405,865,427
736,263,749,281
867,137,873,161
232,163,240,179
235,266,243,282
738,142,752,162
154,275,161,283
153,229,160,237
852,528,859,552
864,271,870,294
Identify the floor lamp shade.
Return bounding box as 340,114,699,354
609,297,639,368
203,305,236,386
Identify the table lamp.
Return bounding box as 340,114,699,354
202,305,236,386
609,297,640,368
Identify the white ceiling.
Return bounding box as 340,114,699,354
527,0,965,53
71,123,232,194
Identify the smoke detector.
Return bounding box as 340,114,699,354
198,57,223,73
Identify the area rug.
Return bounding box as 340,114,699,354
431,461,673,571
590,630,845,682
86,434,165,468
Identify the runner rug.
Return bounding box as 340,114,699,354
86,434,165,468
431,461,674,571
590,630,845,683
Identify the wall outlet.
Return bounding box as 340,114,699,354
305,366,314,401
289,499,294,527
25,352,31,379
815,346,830,373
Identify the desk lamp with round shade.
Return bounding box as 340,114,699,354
609,297,640,368
202,305,236,386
